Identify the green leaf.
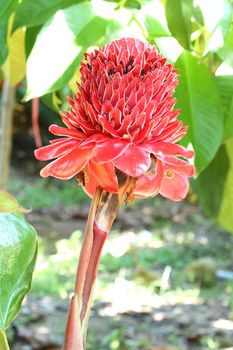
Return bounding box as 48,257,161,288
0,19,8,65
215,75,233,140
175,51,224,172
24,1,113,100
196,144,230,217
198,0,232,55
0,191,30,213
25,25,42,58
0,213,37,331
144,15,171,38
165,0,193,50
218,138,233,233
0,0,18,65
0,0,17,18
217,27,233,67
0,330,9,350
13,0,81,31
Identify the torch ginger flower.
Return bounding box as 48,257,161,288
35,38,195,201
35,38,195,350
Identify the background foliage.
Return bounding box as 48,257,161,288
0,0,233,231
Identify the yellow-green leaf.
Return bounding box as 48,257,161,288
2,26,26,86
0,191,30,213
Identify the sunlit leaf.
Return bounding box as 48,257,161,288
217,27,233,67
0,191,30,213
165,0,193,50
2,27,26,86
197,0,232,55
0,213,37,331
13,0,81,31
24,1,115,100
175,51,224,172
218,138,233,233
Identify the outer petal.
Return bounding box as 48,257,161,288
49,124,86,139
142,141,194,159
92,139,129,163
88,161,118,193
80,134,107,148
40,145,93,179
158,155,195,177
35,138,79,161
159,170,189,201
113,144,151,177
131,159,164,198
83,171,99,198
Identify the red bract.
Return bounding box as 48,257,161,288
35,38,195,201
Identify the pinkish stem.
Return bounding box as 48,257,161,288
64,189,123,350
80,222,107,322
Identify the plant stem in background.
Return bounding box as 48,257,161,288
0,330,10,350
32,98,42,148
0,79,15,189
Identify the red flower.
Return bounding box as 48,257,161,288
35,38,195,201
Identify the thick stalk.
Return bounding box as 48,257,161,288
64,176,129,350
0,330,10,350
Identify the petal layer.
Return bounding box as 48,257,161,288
35,138,79,161
159,170,189,201
113,145,151,177
40,146,93,179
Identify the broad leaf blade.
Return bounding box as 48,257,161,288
196,144,230,217
0,213,37,330
24,2,111,100
175,51,224,172
165,0,193,50
215,75,233,140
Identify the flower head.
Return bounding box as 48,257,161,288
35,38,195,201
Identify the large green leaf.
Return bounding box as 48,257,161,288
13,0,81,31
165,0,193,50
175,51,224,172
197,0,232,55
0,213,37,346
215,75,233,140
24,1,115,100
218,138,233,233
196,144,230,217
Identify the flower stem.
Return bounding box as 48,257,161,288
64,188,124,350
0,330,10,350
64,173,131,349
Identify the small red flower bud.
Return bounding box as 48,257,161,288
35,38,195,201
